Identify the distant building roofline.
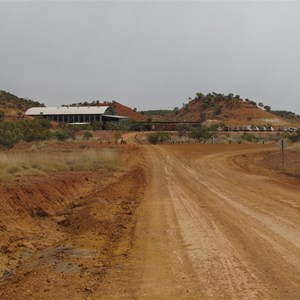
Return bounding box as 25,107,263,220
25,106,112,116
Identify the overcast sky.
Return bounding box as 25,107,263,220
0,1,300,113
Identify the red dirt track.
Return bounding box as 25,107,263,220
1,140,300,299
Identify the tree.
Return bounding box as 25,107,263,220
258,102,264,108
264,106,271,112
195,93,204,100
214,104,222,115
248,100,257,106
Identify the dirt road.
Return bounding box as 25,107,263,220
113,144,300,299
1,142,300,299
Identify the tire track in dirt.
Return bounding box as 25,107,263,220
131,144,300,299
162,149,268,299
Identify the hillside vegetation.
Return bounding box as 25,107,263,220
271,110,300,122
140,110,172,121
162,92,290,126
1,90,299,126
0,90,44,120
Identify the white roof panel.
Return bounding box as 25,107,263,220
25,106,111,116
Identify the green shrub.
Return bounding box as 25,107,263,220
177,124,191,137
189,127,214,143
55,130,72,141
83,131,93,140
148,132,171,144
289,134,300,143
241,133,258,143
0,119,52,148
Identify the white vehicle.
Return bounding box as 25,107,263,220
243,125,252,131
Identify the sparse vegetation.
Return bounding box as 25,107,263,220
148,132,171,144
177,124,191,137
289,129,300,143
271,110,300,121
83,130,93,140
55,130,74,141
141,110,172,117
0,90,44,112
113,131,122,143
241,133,259,143
0,149,121,179
90,121,103,131
189,127,214,143
160,92,275,123
0,119,52,149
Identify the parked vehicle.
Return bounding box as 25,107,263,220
243,125,252,131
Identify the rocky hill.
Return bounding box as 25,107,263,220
162,93,291,126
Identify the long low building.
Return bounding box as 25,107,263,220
25,106,128,124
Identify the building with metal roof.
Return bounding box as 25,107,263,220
25,106,128,124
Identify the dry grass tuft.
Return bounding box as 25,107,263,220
293,143,300,152
0,149,121,179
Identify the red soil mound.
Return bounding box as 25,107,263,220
111,102,146,121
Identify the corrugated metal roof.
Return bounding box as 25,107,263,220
25,106,111,116
102,115,128,119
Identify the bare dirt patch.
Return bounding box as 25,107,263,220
233,144,300,178
0,143,146,299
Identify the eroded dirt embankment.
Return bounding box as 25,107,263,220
0,145,146,300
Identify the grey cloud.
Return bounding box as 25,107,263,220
0,1,299,113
